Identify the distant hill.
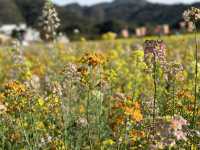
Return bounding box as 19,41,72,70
14,0,44,26
0,0,24,25
0,0,200,38
56,0,200,38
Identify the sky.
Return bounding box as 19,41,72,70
52,0,200,6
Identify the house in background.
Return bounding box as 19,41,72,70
121,29,129,38
135,27,147,37
179,21,194,33
155,24,170,35
24,28,40,43
0,24,17,36
187,22,194,32
0,23,40,45
0,24,26,36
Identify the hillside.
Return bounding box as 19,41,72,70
57,0,200,38
0,0,24,24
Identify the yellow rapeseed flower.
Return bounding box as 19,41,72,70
103,139,115,145
79,105,85,113
38,98,45,106
54,97,60,103
0,93,5,102
36,121,45,130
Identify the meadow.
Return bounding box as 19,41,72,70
0,33,199,150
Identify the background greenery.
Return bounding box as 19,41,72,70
1,0,200,39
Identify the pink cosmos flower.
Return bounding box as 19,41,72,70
171,115,188,130
174,130,187,141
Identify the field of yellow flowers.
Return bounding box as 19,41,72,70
0,33,200,149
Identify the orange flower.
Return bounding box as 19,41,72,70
79,105,85,113
129,129,145,139
81,52,105,67
133,101,141,110
132,109,143,122
0,93,5,102
10,131,21,142
177,90,195,102
5,81,26,94
126,95,132,100
124,106,134,115
112,101,124,109
77,67,88,76
110,115,124,131
116,115,124,125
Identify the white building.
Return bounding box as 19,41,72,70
0,23,27,36
0,24,17,35
57,33,69,43
24,28,40,42
0,23,41,44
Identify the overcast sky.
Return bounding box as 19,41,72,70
52,0,200,5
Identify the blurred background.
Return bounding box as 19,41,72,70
53,0,199,6
0,0,200,43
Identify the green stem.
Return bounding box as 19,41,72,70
172,82,175,116
153,56,157,134
193,24,198,128
98,65,102,149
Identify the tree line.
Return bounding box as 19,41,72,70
0,0,199,39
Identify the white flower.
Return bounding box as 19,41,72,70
41,137,45,144
47,136,52,142
0,103,7,113
76,117,88,127
183,7,200,22
39,0,60,42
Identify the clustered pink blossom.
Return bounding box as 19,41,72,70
144,40,166,65
171,115,188,130
148,115,189,149
173,130,187,141
171,115,188,141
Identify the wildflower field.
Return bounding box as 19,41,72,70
0,33,199,149
0,2,200,149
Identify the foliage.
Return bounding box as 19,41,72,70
102,32,117,41
0,33,200,149
1,0,200,39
